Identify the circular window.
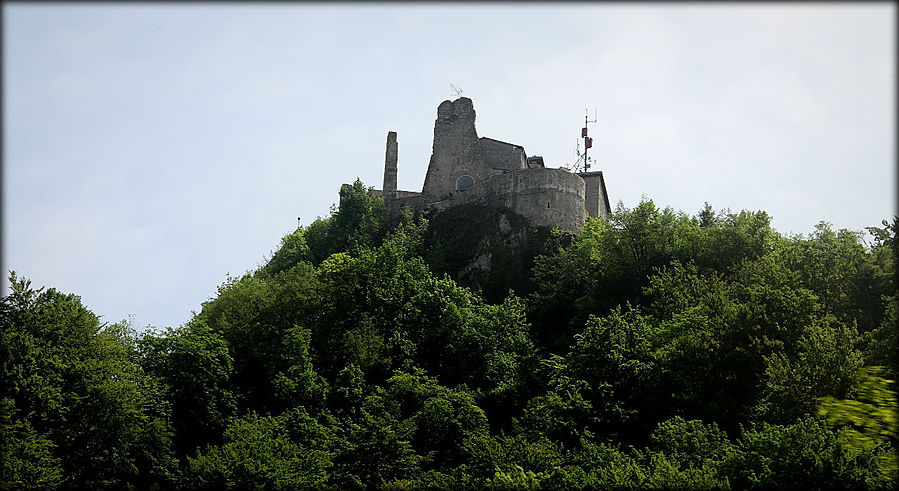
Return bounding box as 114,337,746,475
455,175,475,191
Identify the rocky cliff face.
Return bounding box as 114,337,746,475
422,204,556,303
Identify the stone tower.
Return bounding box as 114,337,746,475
421,98,488,199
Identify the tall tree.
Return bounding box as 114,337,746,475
1,273,176,487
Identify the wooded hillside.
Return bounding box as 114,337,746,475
3,180,896,488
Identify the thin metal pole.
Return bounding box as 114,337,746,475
584,110,589,171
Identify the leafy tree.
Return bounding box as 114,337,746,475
564,441,645,488
721,417,892,489
643,256,865,431
5,188,895,489
194,261,320,412
271,325,328,413
462,433,565,483
818,366,898,482
698,209,777,274
517,387,600,450
304,216,333,265
755,319,863,424
528,200,777,353
257,227,312,278
1,273,176,488
138,320,238,455
310,216,537,430
862,293,899,379
514,354,612,449
774,222,895,332
185,412,331,489
301,179,389,265
329,389,421,488
0,398,62,488
556,438,726,489
649,416,733,469
697,201,719,228
562,307,660,440
382,369,489,470
331,179,388,253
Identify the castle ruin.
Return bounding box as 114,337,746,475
377,97,611,232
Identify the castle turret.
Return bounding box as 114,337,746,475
383,131,397,201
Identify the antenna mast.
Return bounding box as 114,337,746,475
579,107,597,173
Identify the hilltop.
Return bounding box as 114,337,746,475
2,182,896,488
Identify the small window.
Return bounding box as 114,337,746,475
456,175,475,191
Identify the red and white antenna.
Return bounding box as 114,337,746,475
575,107,597,173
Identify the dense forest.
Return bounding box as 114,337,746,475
2,179,897,489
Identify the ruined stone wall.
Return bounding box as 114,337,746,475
386,168,587,232
394,190,421,199
387,193,428,217
480,138,527,171
379,97,606,233
429,167,586,231
421,98,498,199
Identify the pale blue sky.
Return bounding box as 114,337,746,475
3,3,895,331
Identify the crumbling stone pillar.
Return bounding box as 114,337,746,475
383,131,397,201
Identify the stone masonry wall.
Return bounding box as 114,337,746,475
421,98,498,199
480,138,527,171
428,167,586,231
579,171,611,219
380,97,605,233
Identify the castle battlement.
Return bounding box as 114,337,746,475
377,97,610,232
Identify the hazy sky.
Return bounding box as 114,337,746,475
3,3,895,331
